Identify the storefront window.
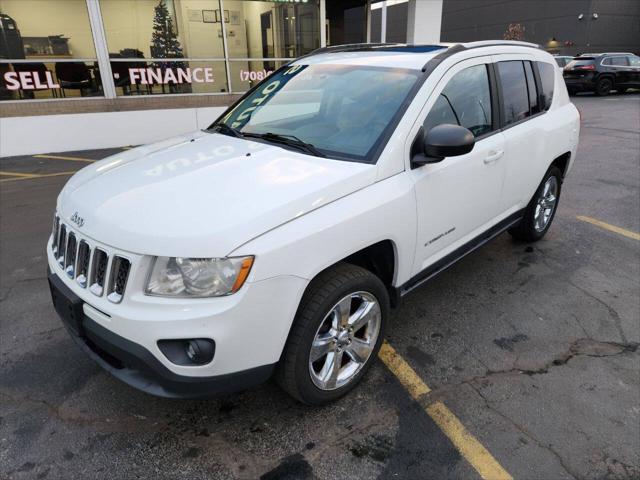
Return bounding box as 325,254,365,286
225,1,319,59
111,59,228,95
100,0,226,60
0,0,101,100
228,58,285,92
1,0,322,101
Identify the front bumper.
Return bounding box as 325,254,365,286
49,270,276,398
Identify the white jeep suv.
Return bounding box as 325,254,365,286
48,41,580,405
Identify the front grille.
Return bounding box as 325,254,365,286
90,249,108,297
107,256,131,304
52,216,60,256
76,241,90,288
64,233,77,278
57,224,67,266
51,215,132,303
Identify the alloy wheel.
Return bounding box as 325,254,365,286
308,291,381,390
533,176,558,232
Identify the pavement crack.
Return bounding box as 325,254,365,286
445,338,638,389
466,382,581,480
567,281,629,343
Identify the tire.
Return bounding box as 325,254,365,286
276,263,389,405
509,166,563,242
595,77,613,96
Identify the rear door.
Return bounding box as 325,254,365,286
496,56,552,212
602,56,631,86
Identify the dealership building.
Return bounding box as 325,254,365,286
0,0,638,156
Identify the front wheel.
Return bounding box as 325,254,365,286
276,263,389,405
509,166,563,242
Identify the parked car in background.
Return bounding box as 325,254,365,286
554,55,573,68
563,53,640,95
48,41,580,405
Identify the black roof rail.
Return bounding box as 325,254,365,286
419,40,542,72
294,40,543,72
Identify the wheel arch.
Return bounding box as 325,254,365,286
551,151,571,179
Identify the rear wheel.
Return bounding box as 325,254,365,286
509,166,562,242
276,263,388,405
595,77,613,96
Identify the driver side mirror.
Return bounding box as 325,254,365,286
411,124,475,169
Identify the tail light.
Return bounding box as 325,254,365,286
575,64,595,71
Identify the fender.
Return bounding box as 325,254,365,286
230,173,418,288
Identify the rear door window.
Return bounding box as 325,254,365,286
604,57,629,66
537,61,555,111
497,61,530,125
629,56,640,67
524,61,539,114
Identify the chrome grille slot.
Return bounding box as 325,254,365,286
89,249,108,297
76,240,90,288
57,224,67,266
52,216,60,255
64,233,77,278
107,256,131,304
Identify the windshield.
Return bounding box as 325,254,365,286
211,63,421,163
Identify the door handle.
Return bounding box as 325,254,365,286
483,150,504,164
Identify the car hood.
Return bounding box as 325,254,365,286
57,131,375,257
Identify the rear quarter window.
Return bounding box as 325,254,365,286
537,62,555,111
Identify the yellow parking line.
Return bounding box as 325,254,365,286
379,342,513,480
33,154,94,163
0,171,40,178
0,171,76,183
577,215,640,241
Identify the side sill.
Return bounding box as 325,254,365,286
397,210,525,299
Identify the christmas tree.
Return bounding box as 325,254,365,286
150,0,187,92
150,0,184,59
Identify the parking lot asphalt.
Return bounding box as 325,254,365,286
1,93,639,480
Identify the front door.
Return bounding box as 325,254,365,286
409,57,507,275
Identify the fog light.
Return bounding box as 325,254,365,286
158,338,215,366
184,339,215,365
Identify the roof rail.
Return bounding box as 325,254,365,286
419,40,542,72
460,40,541,49
304,43,447,56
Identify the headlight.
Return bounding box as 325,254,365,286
145,256,254,297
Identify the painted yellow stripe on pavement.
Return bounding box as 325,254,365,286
0,171,76,183
378,340,431,399
378,342,513,480
33,154,94,163
0,171,40,178
577,215,640,241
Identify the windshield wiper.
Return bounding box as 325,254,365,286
242,132,326,158
206,123,243,138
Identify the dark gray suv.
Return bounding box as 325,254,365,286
563,53,640,96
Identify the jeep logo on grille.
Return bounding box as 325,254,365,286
70,212,84,228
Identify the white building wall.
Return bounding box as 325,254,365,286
0,106,226,157
407,0,443,44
